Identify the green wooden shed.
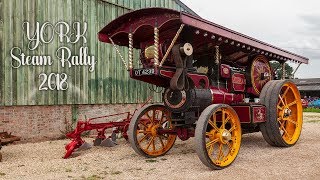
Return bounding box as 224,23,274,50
0,0,197,106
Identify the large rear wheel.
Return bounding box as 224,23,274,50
128,104,176,157
259,80,303,146
195,104,242,170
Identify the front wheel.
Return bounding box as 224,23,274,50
195,104,242,170
128,104,176,157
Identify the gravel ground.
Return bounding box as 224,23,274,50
0,112,320,180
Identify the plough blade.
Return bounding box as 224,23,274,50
77,142,92,151
111,132,117,142
93,138,103,146
100,138,117,147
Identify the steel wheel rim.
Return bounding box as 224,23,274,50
277,82,303,145
205,107,241,167
135,106,176,156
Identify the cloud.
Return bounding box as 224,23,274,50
299,14,320,36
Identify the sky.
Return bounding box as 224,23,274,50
180,0,320,79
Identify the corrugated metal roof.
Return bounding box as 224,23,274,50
173,0,200,17
297,85,320,91
293,78,320,91
292,78,320,85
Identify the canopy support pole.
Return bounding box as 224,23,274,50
109,37,128,70
154,27,159,67
159,24,185,67
215,45,221,87
128,33,133,69
292,62,301,79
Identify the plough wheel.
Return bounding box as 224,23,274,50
128,104,176,157
259,80,303,146
195,104,242,170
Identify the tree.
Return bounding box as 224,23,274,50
269,61,294,79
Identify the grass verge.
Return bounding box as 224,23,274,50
303,107,320,113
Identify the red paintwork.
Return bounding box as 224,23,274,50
63,98,152,159
220,64,231,79
230,73,246,92
98,8,180,48
232,104,266,123
132,67,244,105
232,106,251,123
250,56,272,96
210,88,244,104
252,106,266,123
158,127,194,141
99,8,309,64
64,114,131,159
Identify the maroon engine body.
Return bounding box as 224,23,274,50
98,8,308,135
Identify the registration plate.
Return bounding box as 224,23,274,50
133,68,155,76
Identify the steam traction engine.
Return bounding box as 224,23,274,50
98,8,308,169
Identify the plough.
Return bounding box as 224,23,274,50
64,97,152,159
0,132,21,162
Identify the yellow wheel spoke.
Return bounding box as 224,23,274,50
283,117,297,125
221,109,226,129
278,94,286,106
159,113,165,125
139,121,148,128
207,143,214,156
160,134,169,140
277,105,283,110
284,97,288,106
152,138,156,151
146,113,153,124
152,110,156,124
137,130,148,134
277,117,282,123
287,101,297,107
208,120,219,131
216,144,224,161
138,134,149,144
229,125,235,133
146,136,155,150
222,116,231,130
225,117,231,124
281,126,289,137
158,136,165,148
226,142,232,151
278,119,285,128
279,122,287,133
206,138,219,148
281,86,290,99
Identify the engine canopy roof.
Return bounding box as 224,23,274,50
98,8,308,64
